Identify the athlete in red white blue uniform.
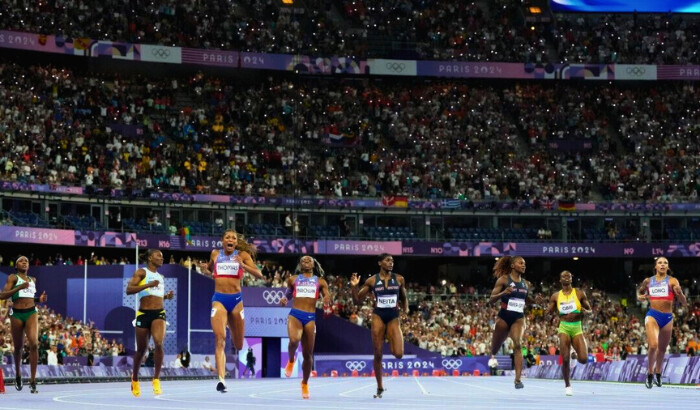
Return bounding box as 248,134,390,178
198,229,263,393
637,257,686,388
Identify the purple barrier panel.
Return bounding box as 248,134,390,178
181,48,238,67
665,356,690,384
0,226,75,245
439,357,490,374
240,53,366,75
657,65,700,80
316,240,403,255
0,30,90,55
603,360,626,381
680,356,700,384
315,357,440,376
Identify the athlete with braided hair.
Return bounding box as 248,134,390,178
489,255,538,389
280,255,331,399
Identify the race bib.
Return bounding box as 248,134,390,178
216,262,240,277
559,301,576,314
295,285,317,298
507,298,525,313
148,281,165,298
649,285,668,297
18,281,36,298
376,295,398,308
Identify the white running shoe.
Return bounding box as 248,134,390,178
565,386,573,396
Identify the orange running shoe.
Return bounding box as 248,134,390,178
152,378,162,395
284,361,294,378
301,382,310,399
131,377,141,398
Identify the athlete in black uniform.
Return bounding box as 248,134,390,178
350,253,408,398
489,256,537,389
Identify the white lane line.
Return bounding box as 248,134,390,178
413,376,429,395
338,380,379,396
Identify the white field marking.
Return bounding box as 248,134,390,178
413,376,429,395
249,378,360,397
338,380,382,396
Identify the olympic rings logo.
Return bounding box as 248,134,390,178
345,361,367,371
262,290,285,304
625,66,646,76
385,62,406,72
151,48,171,59
441,359,463,370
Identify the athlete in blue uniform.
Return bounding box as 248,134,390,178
126,249,174,397
198,229,262,392
0,256,47,394
281,255,331,399
350,253,408,398
489,256,537,389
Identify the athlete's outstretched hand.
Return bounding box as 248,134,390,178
164,290,175,300
349,273,360,287
39,291,47,303
280,297,288,306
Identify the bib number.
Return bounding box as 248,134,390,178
559,301,576,314
295,285,317,298
149,281,165,298
377,295,397,308
507,298,525,313
216,262,240,277
649,285,668,297
18,281,36,298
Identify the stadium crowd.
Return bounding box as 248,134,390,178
0,64,697,204
0,303,126,365
0,1,697,64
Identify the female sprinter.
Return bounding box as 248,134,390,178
637,257,686,388
198,229,262,392
126,249,174,397
350,253,408,398
0,256,47,393
489,255,538,389
280,255,331,399
546,270,591,396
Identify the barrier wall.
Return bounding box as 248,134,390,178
524,355,700,384
2,226,700,257
1,30,698,80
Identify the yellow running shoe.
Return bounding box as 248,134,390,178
301,382,310,399
152,378,162,395
131,378,141,398
284,361,294,378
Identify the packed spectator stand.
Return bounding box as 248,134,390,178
0,1,697,63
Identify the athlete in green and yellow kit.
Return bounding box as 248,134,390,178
547,270,591,397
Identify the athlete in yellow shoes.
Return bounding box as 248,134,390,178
126,249,174,397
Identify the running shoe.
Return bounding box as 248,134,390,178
29,381,38,394
645,374,653,389
514,380,524,389
284,361,294,378
301,382,310,399
654,373,662,387
565,386,573,396
373,387,385,398
152,378,162,395
15,375,22,391
216,381,227,393
131,377,141,397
